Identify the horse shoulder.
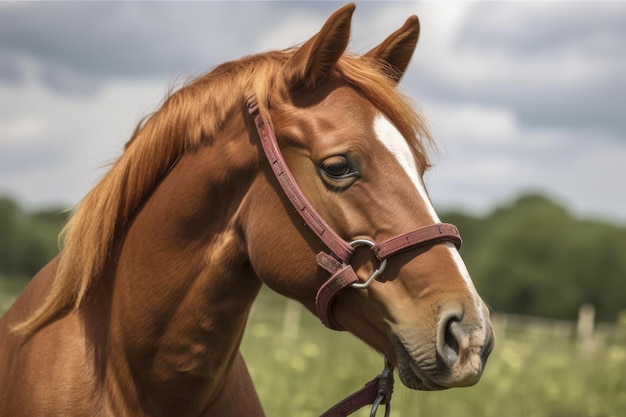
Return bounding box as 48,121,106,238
0,255,102,416
200,351,266,417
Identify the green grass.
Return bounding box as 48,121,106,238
242,288,626,417
2,281,625,416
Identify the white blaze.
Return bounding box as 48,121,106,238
373,113,485,311
373,114,440,222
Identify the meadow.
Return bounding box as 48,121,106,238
242,288,626,417
2,282,625,417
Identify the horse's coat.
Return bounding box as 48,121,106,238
0,4,494,416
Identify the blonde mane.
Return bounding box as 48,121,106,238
16,50,431,333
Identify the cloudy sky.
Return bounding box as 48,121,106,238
1,1,625,224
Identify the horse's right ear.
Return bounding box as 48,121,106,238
284,3,355,91
365,15,420,84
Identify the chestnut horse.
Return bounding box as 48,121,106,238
0,4,494,416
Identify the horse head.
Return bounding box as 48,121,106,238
1,6,495,416
241,4,494,391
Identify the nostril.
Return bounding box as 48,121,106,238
444,318,460,354
441,316,462,366
433,305,492,387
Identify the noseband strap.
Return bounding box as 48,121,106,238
247,96,462,331
373,223,461,260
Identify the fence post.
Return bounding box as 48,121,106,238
282,298,302,342
577,303,598,356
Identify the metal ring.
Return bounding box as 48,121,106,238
347,239,388,289
370,393,390,417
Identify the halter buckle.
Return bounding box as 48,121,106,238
347,239,388,289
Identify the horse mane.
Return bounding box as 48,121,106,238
15,50,432,334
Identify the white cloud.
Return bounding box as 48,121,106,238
0,1,624,224
416,2,625,136
0,117,46,145
425,99,626,223
255,12,321,51
0,77,167,207
425,101,520,147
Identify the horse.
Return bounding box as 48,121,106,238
0,4,494,416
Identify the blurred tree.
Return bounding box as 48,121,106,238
1,192,625,321
442,193,626,321
0,197,22,275
0,196,68,280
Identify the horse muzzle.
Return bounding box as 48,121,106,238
393,303,495,391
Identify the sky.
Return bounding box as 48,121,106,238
1,1,625,224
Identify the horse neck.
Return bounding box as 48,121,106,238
100,131,263,414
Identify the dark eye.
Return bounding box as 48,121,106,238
320,155,357,180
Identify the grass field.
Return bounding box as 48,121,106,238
242,289,626,417
2,282,625,417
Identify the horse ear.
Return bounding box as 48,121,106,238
284,3,355,91
365,15,420,84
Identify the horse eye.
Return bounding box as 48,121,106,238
321,156,355,179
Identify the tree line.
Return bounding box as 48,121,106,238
442,194,626,322
0,193,625,321
0,196,68,280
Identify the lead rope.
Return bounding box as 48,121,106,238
319,357,394,417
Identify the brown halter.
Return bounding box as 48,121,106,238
247,96,462,416
247,96,462,330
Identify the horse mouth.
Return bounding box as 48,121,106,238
393,337,447,391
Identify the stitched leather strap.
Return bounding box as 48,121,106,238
248,97,354,262
373,223,462,260
320,359,394,417
320,378,383,417
315,252,359,330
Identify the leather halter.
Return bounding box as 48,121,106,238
247,96,462,416
246,96,462,330
247,96,462,330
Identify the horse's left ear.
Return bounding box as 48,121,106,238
284,3,355,91
365,15,420,84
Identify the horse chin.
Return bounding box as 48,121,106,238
393,336,447,391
